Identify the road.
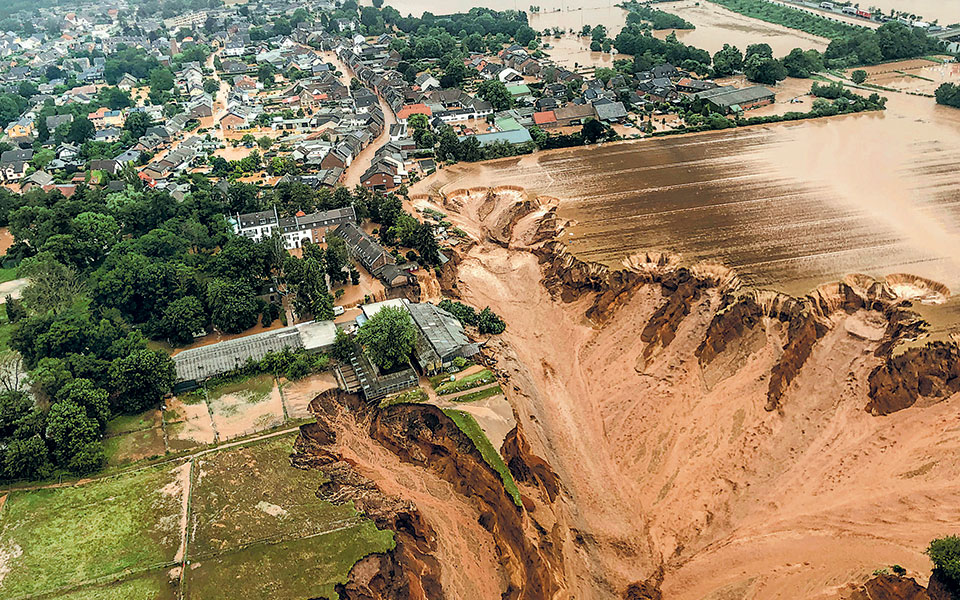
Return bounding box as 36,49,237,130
322,51,398,187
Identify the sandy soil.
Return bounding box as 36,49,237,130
209,382,285,440
434,394,515,451
164,398,217,451
420,185,960,598
280,372,339,419
0,228,13,256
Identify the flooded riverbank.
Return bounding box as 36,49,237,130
413,70,960,305
382,0,628,34
652,0,830,55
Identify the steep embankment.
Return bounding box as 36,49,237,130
419,185,960,599
291,389,564,600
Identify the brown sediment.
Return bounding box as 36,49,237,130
292,389,562,600
413,184,960,599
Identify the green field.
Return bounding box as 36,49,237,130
190,435,360,555
453,386,504,403
435,369,496,395
443,409,522,507
56,572,177,600
185,526,394,600
0,435,396,600
0,267,18,284
0,464,184,597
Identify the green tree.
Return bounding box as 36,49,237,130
68,441,105,475
56,378,109,430
356,306,416,370
4,436,52,480
581,118,606,144
45,400,98,463
149,67,175,93
782,48,824,78
207,278,259,334
109,349,175,413
927,536,960,586
66,116,95,144
332,328,354,362
124,111,154,138
743,54,787,85
163,296,207,345
712,44,743,77
477,80,513,111
850,69,867,84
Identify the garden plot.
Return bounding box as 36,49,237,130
279,372,339,419
206,375,285,440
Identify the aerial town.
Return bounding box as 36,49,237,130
0,0,960,598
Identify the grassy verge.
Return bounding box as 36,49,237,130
442,409,522,507
435,369,496,395
452,386,504,403
706,0,858,39
379,387,428,408
0,267,18,284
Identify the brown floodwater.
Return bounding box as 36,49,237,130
417,74,960,303
382,0,628,34
651,0,830,55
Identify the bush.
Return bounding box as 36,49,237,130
928,536,960,585
851,69,867,84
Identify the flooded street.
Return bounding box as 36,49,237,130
651,0,830,55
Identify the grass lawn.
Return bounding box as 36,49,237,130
0,267,17,284
185,527,394,600
379,387,428,408
442,409,522,507
190,434,376,556
435,369,496,395
56,571,177,600
207,373,275,404
452,386,504,403
0,464,184,597
105,410,162,437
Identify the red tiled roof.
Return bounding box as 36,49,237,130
397,103,432,120
533,110,557,125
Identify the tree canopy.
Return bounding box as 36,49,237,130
356,306,416,370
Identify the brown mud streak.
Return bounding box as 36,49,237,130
291,389,562,600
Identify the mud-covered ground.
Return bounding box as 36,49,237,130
349,185,960,599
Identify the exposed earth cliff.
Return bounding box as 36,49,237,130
296,185,960,599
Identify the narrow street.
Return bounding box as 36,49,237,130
322,51,398,187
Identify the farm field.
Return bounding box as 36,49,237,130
0,434,393,600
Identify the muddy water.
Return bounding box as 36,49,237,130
864,0,960,24
419,82,960,302
383,0,628,34
542,34,623,71
651,0,830,54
